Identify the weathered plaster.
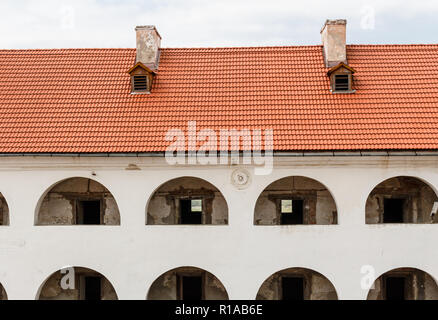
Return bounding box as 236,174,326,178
38,267,117,300
0,193,9,225
367,268,438,300
147,267,228,300
36,177,120,225
365,176,438,224
254,176,337,225
147,177,228,225
0,283,6,300
256,268,337,300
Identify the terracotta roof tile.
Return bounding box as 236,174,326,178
0,45,438,153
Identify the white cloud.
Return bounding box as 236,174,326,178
0,0,437,49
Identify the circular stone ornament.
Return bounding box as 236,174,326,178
231,168,251,189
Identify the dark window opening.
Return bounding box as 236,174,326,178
84,276,102,300
282,277,304,300
334,74,349,91
180,199,202,224
178,275,203,300
385,276,405,300
280,199,303,225
77,200,101,225
383,198,405,223
133,75,148,92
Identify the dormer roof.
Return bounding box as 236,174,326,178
127,61,156,75
327,62,356,76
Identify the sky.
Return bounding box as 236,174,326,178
0,0,437,49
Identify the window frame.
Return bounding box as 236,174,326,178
378,194,413,223
382,271,415,300
334,74,350,91
278,198,304,225
131,75,149,93
78,274,103,301
176,271,206,300
269,193,316,225
328,67,355,94
74,198,104,225
178,197,204,224
278,273,310,300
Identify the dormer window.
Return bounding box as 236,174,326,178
334,74,349,91
132,75,148,92
327,62,356,93
127,62,155,94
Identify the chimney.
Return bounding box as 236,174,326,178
320,19,347,68
135,25,161,70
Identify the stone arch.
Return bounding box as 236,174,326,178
0,282,7,300
254,176,338,225
36,266,118,300
147,266,229,300
367,267,438,300
0,192,9,225
35,177,120,225
146,176,229,225
256,267,338,300
365,176,438,224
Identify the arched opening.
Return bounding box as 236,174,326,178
146,177,228,225
0,192,9,225
256,267,338,300
147,266,229,300
37,266,118,300
367,267,438,300
0,283,7,300
35,177,120,225
254,176,337,225
366,176,438,224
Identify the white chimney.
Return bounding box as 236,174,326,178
320,19,347,68
135,25,161,70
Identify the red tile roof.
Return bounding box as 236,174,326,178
0,44,437,153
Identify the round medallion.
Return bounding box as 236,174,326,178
231,169,251,189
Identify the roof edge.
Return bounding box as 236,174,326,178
2,150,438,158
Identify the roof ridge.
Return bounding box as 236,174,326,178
0,48,136,53
347,43,438,47
1,43,438,53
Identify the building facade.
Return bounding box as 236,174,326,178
1,155,438,299
0,19,438,300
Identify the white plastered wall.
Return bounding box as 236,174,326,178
0,155,437,299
